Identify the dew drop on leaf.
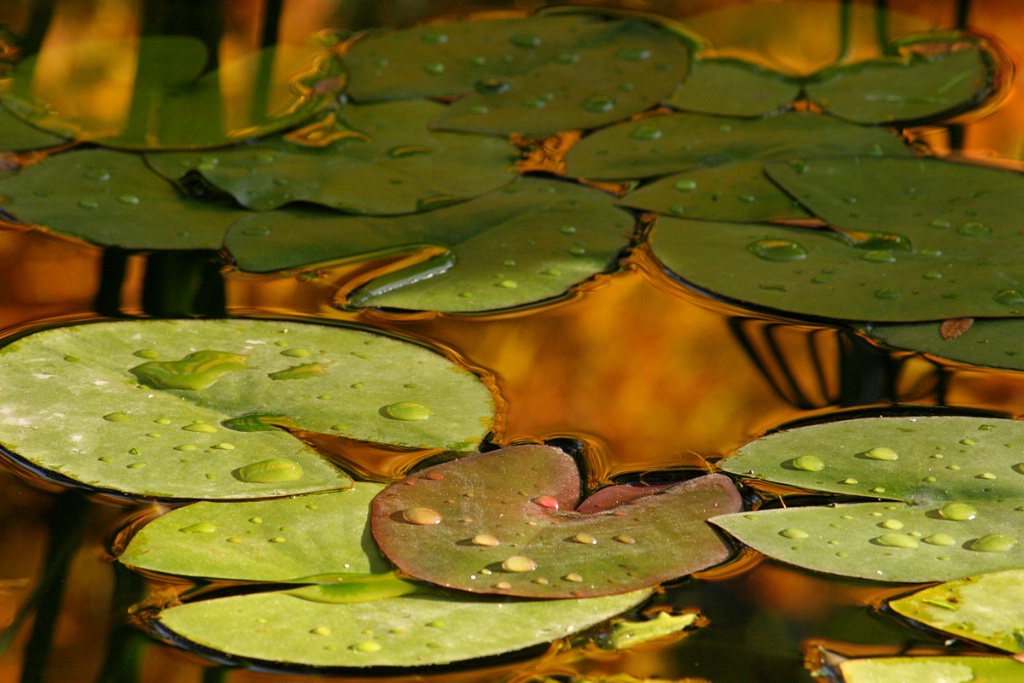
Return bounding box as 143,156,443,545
403,506,442,525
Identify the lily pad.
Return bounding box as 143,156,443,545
371,444,741,598
119,485,391,580
806,39,995,124
564,110,910,181
0,319,494,499
157,587,652,668
227,178,634,312
345,15,689,135
712,415,1024,582
0,148,237,249
0,104,66,150
889,569,1024,652
666,58,800,117
3,36,342,149
868,319,1024,370
839,656,1024,683
146,100,519,214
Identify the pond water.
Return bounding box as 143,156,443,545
0,1,1022,682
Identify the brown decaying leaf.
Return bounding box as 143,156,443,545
939,317,973,340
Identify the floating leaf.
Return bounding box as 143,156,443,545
839,656,1024,683
147,100,518,214
666,58,800,117
371,444,741,598
119,485,391,580
228,178,634,312
890,569,1024,652
806,39,995,124
3,36,341,149
565,111,910,181
345,15,689,135
0,148,237,249
595,611,700,650
0,104,66,150
0,319,494,499
713,416,1024,582
868,319,1024,370
158,587,651,668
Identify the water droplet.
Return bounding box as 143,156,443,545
874,288,901,300
874,533,919,548
352,641,381,652
994,289,1024,306
384,402,432,421
582,95,615,113
281,348,311,358
673,178,697,192
938,502,978,521
474,78,510,94
571,533,598,545
533,577,550,585
496,279,517,289
493,581,512,590
269,536,286,543
922,533,957,546
746,239,808,262
268,362,329,380
310,626,331,636
790,455,824,472
533,495,559,510
118,194,140,205
840,478,858,485
555,52,579,64
864,447,899,461
502,555,538,572
103,412,132,422
613,534,636,544
861,250,896,263
615,46,651,60
737,194,756,203
175,444,197,451
180,523,217,533
133,349,160,359
424,62,445,75
471,534,499,547
968,533,1017,552
780,528,809,539
126,462,147,469
236,458,304,483
211,442,235,450
78,199,99,209
977,472,996,480
957,221,990,236
509,33,541,48
183,421,218,433
403,507,442,525
870,486,886,493
630,125,662,141
922,271,943,280
880,519,904,530
564,573,584,583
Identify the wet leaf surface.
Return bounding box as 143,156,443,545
228,178,634,312
0,319,494,499
158,587,651,667
713,416,1024,582
868,319,1024,370
119,485,391,580
345,15,689,136
371,444,741,598
0,148,236,249
565,110,911,181
666,58,800,117
839,656,1024,683
889,569,1024,652
3,36,341,149
147,100,519,214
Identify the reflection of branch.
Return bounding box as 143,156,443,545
956,0,972,30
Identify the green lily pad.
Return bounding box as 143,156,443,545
146,100,519,214
345,15,688,135
119,484,391,580
3,36,342,149
0,148,237,249
157,587,652,668
564,111,911,181
868,319,1024,370
712,416,1024,582
227,178,634,312
0,104,66,150
666,58,800,117
371,444,741,598
619,161,812,222
890,569,1024,652
806,39,995,124
839,656,1024,683
0,319,494,499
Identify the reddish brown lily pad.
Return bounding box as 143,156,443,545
371,444,741,598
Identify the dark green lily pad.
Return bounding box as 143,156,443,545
228,178,634,312
806,39,995,124
712,416,1024,582
839,656,1024,683
619,161,812,222
564,111,910,181
666,58,800,117
3,36,341,149
889,569,1024,652
0,319,494,499
158,587,652,668
0,148,237,249
345,15,688,135
0,104,66,150
868,319,1024,370
119,485,390,580
146,100,519,214
371,444,741,598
